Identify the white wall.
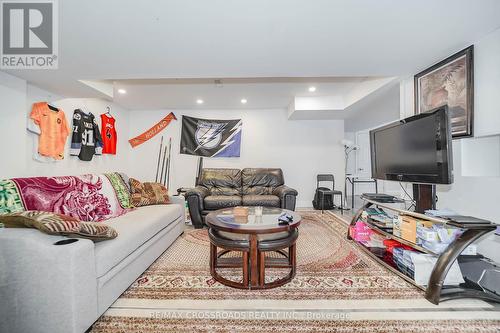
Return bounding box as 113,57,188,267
0,72,28,178
473,28,500,137
345,84,400,132
0,71,132,179
128,109,345,207
344,131,356,175
399,27,500,262
1,71,346,208
344,84,402,196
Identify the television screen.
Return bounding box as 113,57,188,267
370,106,453,184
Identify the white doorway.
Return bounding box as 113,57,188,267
355,130,371,178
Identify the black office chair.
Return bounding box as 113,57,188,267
316,174,343,214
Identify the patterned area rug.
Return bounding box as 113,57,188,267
90,210,500,332
122,210,421,300
92,317,500,333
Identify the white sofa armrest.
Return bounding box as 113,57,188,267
0,229,98,333
169,195,186,223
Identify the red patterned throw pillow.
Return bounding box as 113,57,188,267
129,178,170,207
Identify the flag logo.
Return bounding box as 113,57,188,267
181,116,242,158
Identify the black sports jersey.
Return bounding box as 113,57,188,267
70,109,103,161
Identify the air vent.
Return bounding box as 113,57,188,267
214,79,223,88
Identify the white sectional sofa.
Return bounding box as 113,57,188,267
0,196,185,333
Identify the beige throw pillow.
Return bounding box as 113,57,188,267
129,178,170,207
0,211,118,241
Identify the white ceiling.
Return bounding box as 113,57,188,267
4,0,500,111
108,77,366,110
289,77,400,120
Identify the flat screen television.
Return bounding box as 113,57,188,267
370,106,453,184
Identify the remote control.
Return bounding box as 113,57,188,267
278,212,293,223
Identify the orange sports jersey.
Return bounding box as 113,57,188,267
30,102,70,160
100,114,117,154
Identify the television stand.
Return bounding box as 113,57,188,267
345,176,378,209
347,195,500,305
413,184,436,213
361,193,403,203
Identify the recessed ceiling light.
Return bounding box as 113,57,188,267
241,99,247,104
117,88,127,94
196,99,204,104
308,86,316,92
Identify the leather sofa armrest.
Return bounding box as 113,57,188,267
273,185,298,211
185,186,210,210
185,186,210,229
273,185,298,199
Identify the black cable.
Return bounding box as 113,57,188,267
399,182,417,211
399,182,415,203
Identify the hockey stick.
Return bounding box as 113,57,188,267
165,138,172,188
155,136,164,182
160,145,168,185
195,157,203,186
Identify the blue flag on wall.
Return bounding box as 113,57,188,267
180,115,242,157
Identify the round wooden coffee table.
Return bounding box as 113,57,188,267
206,207,301,289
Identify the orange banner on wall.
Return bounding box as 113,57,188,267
128,112,177,148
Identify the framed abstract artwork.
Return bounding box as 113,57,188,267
414,46,474,138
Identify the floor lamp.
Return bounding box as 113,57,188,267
341,139,358,210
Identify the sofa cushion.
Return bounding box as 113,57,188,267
0,179,25,214
74,222,118,241
104,173,134,209
204,195,242,210
242,168,284,195
198,168,241,196
0,210,118,241
118,172,132,193
242,195,280,207
0,210,81,234
94,204,182,277
129,178,170,207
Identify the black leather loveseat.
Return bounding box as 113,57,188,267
185,168,298,228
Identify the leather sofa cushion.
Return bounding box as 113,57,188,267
242,195,280,207
242,168,284,195
94,204,182,277
198,168,241,196
204,195,242,210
